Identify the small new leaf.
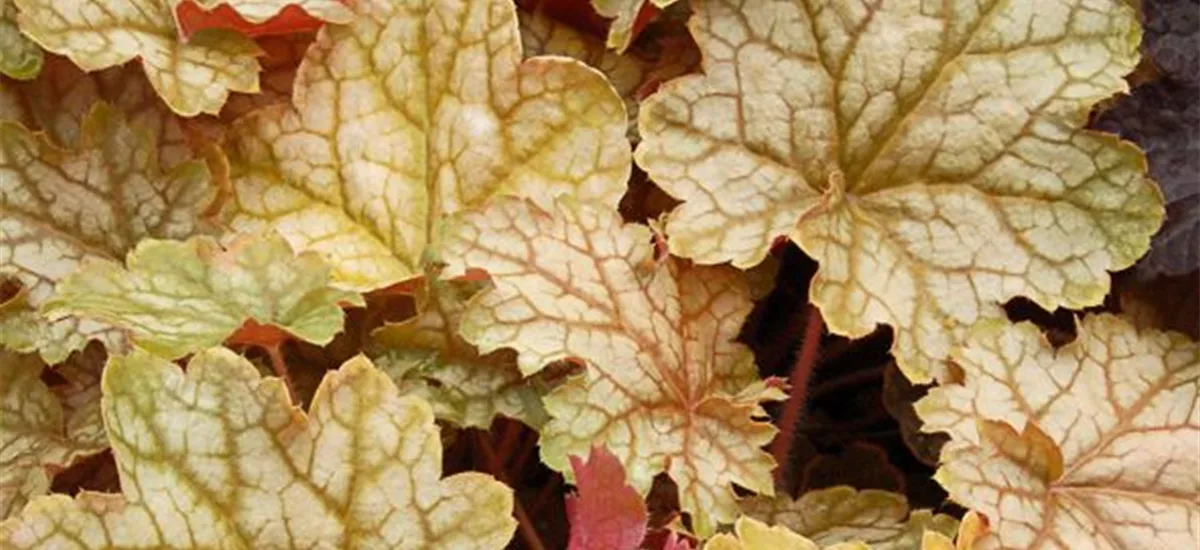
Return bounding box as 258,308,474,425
44,233,364,360
567,445,648,550
636,0,1164,382
0,349,517,548
225,0,630,291
441,197,782,535
916,315,1200,549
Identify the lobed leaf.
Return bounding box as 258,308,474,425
0,349,517,548
224,0,630,291
173,0,353,39
916,315,1200,549
0,101,217,361
372,279,550,429
741,486,957,550
566,445,648,550
440,197,783,535
519,6,699,141
43,232,363,360
0,0,41,80
636,0,1164,382
0,349,106,520
590,0,674,52
706,516,868,550
1093,80,1198,277
13,0,263,116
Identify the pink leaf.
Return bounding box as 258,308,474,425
567,446,648,550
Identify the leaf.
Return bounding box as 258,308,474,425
518,6,699,141
0,348,517,548
44,232,363,360
13,0,262,116
372,279,550,429
567,445,648,550
635,0,1164,382
224,0,631,292
589,0,671,52
1093,79,1199,276
705,516,868,550
0,101,217,361
440,197,783,535
915,315,1200,549
0,0,41,80
741,486,958,550
0,350,106,520
173,0,352,39
0,56,209,171
1141,0,1199,86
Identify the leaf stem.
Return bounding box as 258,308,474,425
476,432,547,550
263,344,300,405
770,304,824,490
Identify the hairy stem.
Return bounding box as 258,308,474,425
770,305,824,490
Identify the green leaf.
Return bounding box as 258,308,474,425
44,232,364,360
0,0,42,80
0,102,217,361
0,348,517,548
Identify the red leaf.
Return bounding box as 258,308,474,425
174,1,339,40
567,446,648,550
660,532,694,550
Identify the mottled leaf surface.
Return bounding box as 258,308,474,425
637,0,1163,382
917,315,1200,549
0,349,517,549
442,197,782,535
225,0,630,291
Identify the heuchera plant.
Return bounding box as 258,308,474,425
0,0,1196,548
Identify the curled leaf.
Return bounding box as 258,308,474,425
916,315,1200,549
225,0,630,291
0,349,517,548
0,0,41,80
636,0,1163,382
44,233,364,360
441,197,782,535
173,0,352,39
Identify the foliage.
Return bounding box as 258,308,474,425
0,0,1195,548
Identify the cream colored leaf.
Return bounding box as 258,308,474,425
181,0,352,23
591,0,678,52
372,280,550,429
0,350,106,520
0,0,41,80
706,516,872,550
441,196,781,535
43,233,363,360
636,0,1163,382
915,315,1200,549
518,6,698,140
0,348,517,548
14,0,260,116
224,0,630,291
742,486,958,550
0,102,217,362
